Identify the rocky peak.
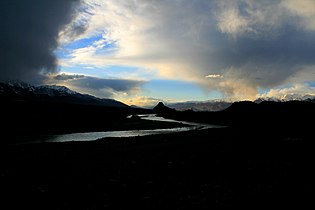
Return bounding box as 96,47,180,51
153,102,176,114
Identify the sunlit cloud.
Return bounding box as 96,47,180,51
121,96,166,108
205,74,224,79
259,84,315,100
216,3,251,37
56,0,315,102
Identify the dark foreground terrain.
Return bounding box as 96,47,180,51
1,84,315,209
1,126,314,209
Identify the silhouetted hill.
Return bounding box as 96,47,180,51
224,100,315,116
153,99,315,133
223,101,258,113
153,102,176,114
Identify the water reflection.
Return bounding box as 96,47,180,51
31,114,223,143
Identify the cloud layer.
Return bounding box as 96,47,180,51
57,0,315,100
3,0,314,102
0,0,81,83
46,73,144,99
259,84,315,100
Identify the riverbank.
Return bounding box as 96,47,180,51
23,115,222,144
1,127,314,209
9,116,192,144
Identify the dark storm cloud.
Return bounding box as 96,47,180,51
207,26,315,86
0,0,81,83
68,76,145,92
47,73,145,98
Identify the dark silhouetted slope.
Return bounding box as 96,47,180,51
152,99,315,133
0,81,134,143
0,81,129,108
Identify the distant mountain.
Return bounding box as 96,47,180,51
0,80,129,108
153,99,315,132
167,94,315,112
255,94,315,103
167,100,232,112
153,102,176,114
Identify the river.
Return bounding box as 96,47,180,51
29,114,223,143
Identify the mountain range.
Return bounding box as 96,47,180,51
2,80,314,112
0,81,136,140
0,80,129,108
166,95,315,112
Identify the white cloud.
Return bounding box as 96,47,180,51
215,0,315,37
215,0,291,38
59,0,217,82
216,4,251,37
205,74,223,79
259,84,315,100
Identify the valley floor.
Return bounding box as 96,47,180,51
1,127,314,209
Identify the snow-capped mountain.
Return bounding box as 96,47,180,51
167,95,315,112
0,80,129,108
255,94,315,103
0,80,36,94
36,85,78,96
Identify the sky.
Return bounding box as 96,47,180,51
1,0,315,107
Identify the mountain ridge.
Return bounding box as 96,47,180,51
0,80,129,108
166,95,315,112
